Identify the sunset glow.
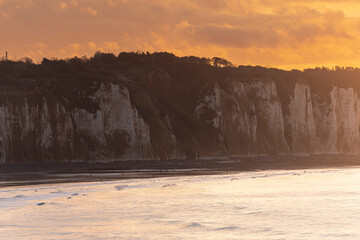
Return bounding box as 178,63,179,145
1,0,360,69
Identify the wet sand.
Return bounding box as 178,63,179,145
1,154,360,187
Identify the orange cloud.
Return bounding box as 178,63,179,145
100,41,120,52
1,0,360,69
81,6,98,16
87,41,97,51
59,2,68,9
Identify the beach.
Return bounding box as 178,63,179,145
1,154,360,187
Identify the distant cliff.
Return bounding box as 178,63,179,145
1,52,360,163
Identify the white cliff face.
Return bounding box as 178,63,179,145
312,100,337,152
332,87,360,152
286,84,360,153
0,98,73,163
247,80,289,154
194,79,360,156
3,76,360,163
194,82,225,153
195,80,289,155
229,81,257,140
356,97,360,141
195,82,222,129
72,83,153,160
210,80,258,155
0,106,10,163
0,82,153,163
222,81,259,155
288,83,317,152
311,86,360,153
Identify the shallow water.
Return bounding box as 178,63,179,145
1,168,360,239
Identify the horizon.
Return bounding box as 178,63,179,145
2,0,360,70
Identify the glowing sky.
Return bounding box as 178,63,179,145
1,0,360,69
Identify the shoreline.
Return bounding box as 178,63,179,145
1,154,360,188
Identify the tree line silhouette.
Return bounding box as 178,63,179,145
2,51,360,99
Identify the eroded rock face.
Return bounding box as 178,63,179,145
194,80,360,157
287,83,317,153
331,87,360,152
0,96,73,163
195,80,289,156
220,81,258,155
71,83,153,160
2,58,360,163
0,82,154,163
246,80,289,154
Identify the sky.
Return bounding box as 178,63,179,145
1,0,360,70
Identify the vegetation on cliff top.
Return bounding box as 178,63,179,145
1,51,360,105
1,51,360,85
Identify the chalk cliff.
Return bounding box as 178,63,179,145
1,53,360,163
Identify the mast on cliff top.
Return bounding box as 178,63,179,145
5,51,8,61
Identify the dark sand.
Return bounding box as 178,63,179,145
1,154,360,187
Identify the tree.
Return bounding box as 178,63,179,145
92,51,117,64
211,57,232,67
21,57,33,64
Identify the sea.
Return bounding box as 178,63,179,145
1,167,360,239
